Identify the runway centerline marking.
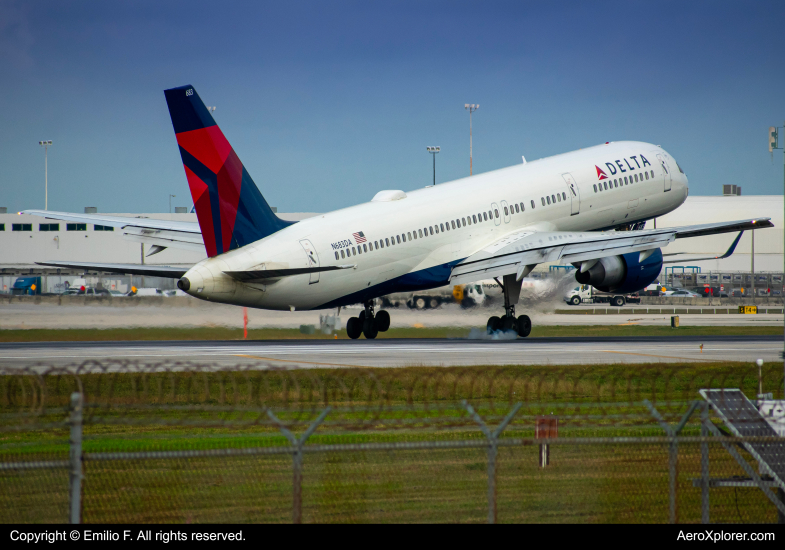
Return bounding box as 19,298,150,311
234,354,370,369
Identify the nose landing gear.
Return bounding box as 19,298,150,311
486,275,532,338
347,301,391,339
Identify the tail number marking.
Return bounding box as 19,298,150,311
186,89,193,97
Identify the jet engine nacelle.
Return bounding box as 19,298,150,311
574,249,663,293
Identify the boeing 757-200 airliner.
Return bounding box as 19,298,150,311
25,84,773,338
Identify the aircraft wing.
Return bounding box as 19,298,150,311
35,261,189,278
21,210,204,255
449,218,772,285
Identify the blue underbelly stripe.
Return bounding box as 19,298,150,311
315,258,466,309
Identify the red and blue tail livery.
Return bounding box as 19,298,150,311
164,84,291,257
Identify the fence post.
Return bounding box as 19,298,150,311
68,392,83,524
644,400,699,524
267,407,331,524
779,489,785,524
461,400,522,524
487,439,497,524
700,403,710,524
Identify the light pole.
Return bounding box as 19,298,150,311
464,104,479,175
39,140,52,210
206,106,216,116
426,146,440,185
768,123,785,395
169,194,176,213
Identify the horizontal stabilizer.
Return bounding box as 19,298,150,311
36,261,189,279
225,265,354,282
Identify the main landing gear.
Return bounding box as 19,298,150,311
486,274,532,338
347,300,390,339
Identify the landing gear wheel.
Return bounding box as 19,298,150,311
347,317,362,339
501,315,517,332
375,310,391,332
428,298,439,309
487,316,501,334
516,315,531,337
612,296,625,307
363,318,378,339
415,297,426,310
570,296,580,306
358,310,366,324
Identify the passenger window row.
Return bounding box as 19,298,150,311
540,192,567,207
502,201,528,217
332,202,518,261
593,169,655,193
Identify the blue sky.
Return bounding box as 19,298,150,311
1,0,784,214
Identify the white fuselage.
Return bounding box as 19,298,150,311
182,141,688,310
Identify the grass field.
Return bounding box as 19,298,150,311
0,324,781,342
2,361,781,523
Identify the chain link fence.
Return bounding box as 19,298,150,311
1,362,783,524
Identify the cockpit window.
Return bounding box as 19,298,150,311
677,163,684,174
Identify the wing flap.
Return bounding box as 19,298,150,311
121,226,205,252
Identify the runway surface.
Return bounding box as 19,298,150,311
2,302,783,329
1,335,781,369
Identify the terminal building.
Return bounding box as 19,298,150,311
0,191,782,294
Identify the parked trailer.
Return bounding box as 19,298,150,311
382,283,486,309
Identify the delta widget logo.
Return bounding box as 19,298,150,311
595,166,608,180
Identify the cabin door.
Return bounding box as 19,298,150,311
500,200,511,224
562,173,580,215
299,239,320,284
657,154,672,192
491,202,501,226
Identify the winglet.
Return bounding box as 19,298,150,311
662,230,746,264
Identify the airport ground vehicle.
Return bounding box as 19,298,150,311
664,288,701,297
640,283,664,297
11,276,42,296
564,284,641,307
76,287,111,296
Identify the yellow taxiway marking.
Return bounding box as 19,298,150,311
601,350,716,362
234,354,367,369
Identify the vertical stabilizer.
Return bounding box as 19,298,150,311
164,84,292,257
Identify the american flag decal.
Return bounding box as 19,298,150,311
352,231,367,244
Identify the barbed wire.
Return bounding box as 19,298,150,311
1,361,782,430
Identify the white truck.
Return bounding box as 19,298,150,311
563,284,641,307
